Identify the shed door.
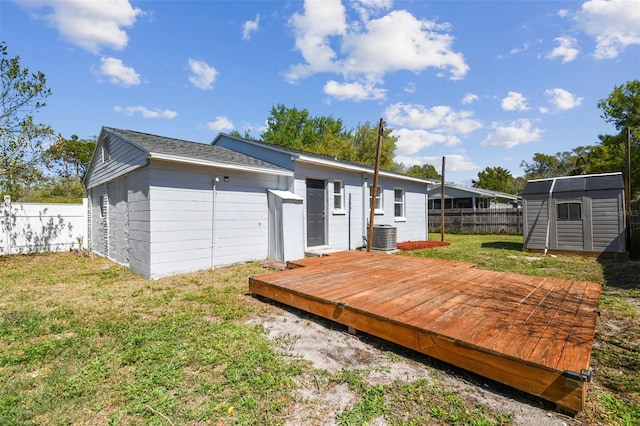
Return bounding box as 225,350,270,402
306,179,326,247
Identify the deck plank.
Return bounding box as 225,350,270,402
249,251,600,413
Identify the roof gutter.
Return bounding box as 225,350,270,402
148,153,293,177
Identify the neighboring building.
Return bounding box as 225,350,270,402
427,182,520,210
83,127,432,279
522,172,626,254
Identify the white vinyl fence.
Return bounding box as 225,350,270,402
0,196,88,255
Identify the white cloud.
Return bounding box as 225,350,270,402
287,0,347,80
113,105,177,119
206,116,234,132
323,80,386,101
188,59,218,90
96,57,140,86
462,93,479,105
18,0,143,54
384,103,482,155
546,36,579,63
576,0,640,59
480,119,542,148
558,9,570,18
545,88,584,110
242,15,260,41
341,10,468,80
393,128,460,155
403,82,416,93
287,1,469,95
501,91,529,111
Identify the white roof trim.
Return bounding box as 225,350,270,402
149,153,293,176
526,172,622,183
295,155,434,184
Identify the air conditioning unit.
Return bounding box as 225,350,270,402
370,224,397,251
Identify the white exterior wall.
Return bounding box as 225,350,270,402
293,162,366,250
146,160,285,279
293,162,428,250
365,177,428,244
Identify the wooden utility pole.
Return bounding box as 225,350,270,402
440,156,445,242
625,126,632,251
367,118,385,252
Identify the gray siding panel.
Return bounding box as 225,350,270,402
556,221,584,250
85,132,147,189
127,168,150,277
108,177,129,265
523,196,548,249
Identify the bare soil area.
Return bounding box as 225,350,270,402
247,302,580,426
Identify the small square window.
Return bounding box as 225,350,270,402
369,185,383,212
394,188,405,218
557,202,581,221
333,180,343,211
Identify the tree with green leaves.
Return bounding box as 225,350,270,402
0,41,57,199
44,135,96,179
405,163,441,180
349,122,401,171
472,166,515,194
595,80,639,198
260,105,401,170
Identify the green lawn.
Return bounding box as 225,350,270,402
1,235,638,425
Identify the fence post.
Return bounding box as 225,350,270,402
2,196,11,254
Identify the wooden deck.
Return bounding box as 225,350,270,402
249,251,602,413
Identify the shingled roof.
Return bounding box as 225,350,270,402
105,127,291,174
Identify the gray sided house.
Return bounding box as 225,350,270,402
427,182,520,210
522,172,626,254
84,127,431,279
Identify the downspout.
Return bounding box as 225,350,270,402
348,193,352,250
544,177,557,256
211,177,218,269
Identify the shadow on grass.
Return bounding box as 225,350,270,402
480,241,523,251
597,257,640,290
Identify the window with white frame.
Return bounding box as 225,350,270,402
369,185,383,213
333,180,344,212
394,188,405,218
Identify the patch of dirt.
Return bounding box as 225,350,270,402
247,303,577,426
397,240,450,251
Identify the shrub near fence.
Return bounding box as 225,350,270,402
428,208,523,235
0,196,88,255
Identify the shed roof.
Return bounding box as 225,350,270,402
428,182,521,201
522,172,624,196
105,127,292,176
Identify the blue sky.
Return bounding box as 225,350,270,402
3,0,639,184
